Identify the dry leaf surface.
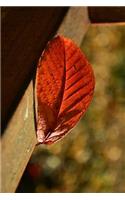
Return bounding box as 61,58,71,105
35,35,95,144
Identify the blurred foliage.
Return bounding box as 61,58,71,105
17,25,125,193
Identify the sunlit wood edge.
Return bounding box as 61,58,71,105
91,22,125,26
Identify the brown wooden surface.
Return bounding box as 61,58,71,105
88,7,125,23
58,7,90,46
1,82,37,192
1,7,90,192
1,7,68,132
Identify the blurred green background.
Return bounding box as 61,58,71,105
17,24,125,193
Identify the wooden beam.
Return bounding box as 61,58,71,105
1,82,37,192
58,7,90,46
1,7,90,192
88,7,125,23
1,7,68,131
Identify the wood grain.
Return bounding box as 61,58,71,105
58,7,90,46
1,82,37,192
1,7,90,192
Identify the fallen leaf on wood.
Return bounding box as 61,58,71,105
35,35,95,144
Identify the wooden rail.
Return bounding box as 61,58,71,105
1,7,90,192
88,7,125,23
1,82,37,192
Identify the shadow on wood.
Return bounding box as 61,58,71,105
1,7,68,132
88,7,125,23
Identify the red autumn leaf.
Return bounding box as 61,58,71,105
35,35,95,144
